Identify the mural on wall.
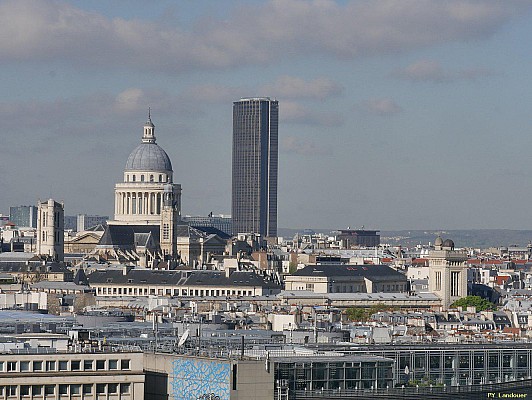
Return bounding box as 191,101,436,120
171,358,231,400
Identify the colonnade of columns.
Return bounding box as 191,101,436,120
115,191,163,216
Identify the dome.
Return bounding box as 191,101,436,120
434,236,443,246
124,142,172,172
442,239,455,249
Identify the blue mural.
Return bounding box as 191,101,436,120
171,358,231,400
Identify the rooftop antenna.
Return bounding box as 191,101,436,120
148,107,151,120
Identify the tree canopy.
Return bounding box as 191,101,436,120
450,295,496,311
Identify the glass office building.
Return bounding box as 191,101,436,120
232,98,278,237
9,206,37,228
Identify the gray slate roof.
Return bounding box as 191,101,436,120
98,225,160,248
125,143,172,172
88,269,280,289
292,264,406,281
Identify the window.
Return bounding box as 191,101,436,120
33,361,43,371
59,360,68,371
71,360,81,371
96,360,105,370
0,361,4,371
45,385,55,395
141,175,145,182
20,361,30,371
83,385,92,394
70,385,81,395
109,360,118,370
46,360,56,371
120,383,130,394
32,386,42,396
20,386,30,396
96,384,106,394
59,385,68,395
7,361,16,372
159,174,163,182
132,175,136,182
108,383,118,394
121,359,130,370
84,360,93,370
7,386,16,396
150,175,154,182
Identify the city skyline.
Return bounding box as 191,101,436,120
1,1,532,230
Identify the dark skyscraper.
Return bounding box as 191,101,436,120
232,97,278,237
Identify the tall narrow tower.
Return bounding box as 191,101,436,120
232,97,278,237
36,199,64,262
160,184,179,259
428,237,468,309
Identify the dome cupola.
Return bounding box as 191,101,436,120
124,112,173,173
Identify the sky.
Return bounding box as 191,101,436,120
1,0,532,231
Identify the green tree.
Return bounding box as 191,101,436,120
450,295,496,311
345,303,396,322
346,307,369,321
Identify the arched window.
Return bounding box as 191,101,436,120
132,175,136,182
150,175,154,182
141,175,145,182
159,174,162,182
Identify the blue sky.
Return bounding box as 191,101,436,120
1,0,532,230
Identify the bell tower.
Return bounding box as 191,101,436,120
160,184,180,259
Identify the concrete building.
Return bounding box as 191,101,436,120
76,214,109,232
36,199,64,262
0,346,144,399
232,98,278,238
336,229,380,248
428,237,468,309
88,268,281,298
9,205,37,228
144,353,273,400
284,264,408,294
183,214,233,236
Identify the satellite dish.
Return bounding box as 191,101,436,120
177,329,190,347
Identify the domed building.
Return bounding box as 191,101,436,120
113,114,181,225
93,114,182,268
92,114,227,269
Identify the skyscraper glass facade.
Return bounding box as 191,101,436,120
9,205,37,228
232,98,278,237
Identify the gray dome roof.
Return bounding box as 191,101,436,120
442,239,455,249
125,143,172,172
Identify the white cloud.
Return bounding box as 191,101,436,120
261,76,342,100
394,60,498,82
180,84,246,103
281,101,344,127
282,135,330,156
115,88,144,112
0,0,527,73
359,98,403,116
